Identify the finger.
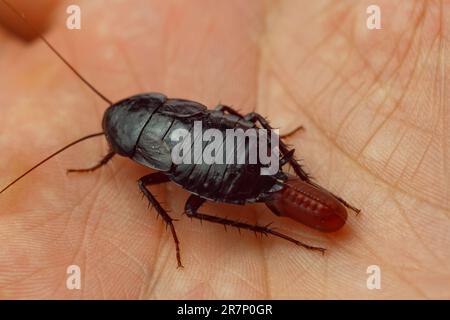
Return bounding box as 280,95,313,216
0,0,58,40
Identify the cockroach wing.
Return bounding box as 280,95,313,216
132,137,172,171
160,99,207,118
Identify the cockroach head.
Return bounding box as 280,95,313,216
102,93,167,157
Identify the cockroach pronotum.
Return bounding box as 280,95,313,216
0,1,360,268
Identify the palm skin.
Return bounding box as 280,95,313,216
0,0,449,299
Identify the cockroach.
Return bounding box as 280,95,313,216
0,1,360,268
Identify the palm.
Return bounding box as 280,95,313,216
0,0,448,299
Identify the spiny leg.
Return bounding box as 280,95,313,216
215,106,309,178
243,112,311,181
243,112,360,213
184,195,325,253
215,107,359,213
215,104,303,138
280,149,295,167
214,104,244,116
67,151,115,173
138,172,184,268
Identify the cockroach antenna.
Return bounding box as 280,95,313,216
0,133,105,195
0,0,109,194
1,0,112,105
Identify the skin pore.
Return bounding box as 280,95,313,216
0,0,449,299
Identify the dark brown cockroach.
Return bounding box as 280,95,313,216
0,1,360,268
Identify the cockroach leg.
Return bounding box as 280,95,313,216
138,172,183,268
213,105,310,180
67,151,115,174
243,112,312,182
280,149,295,167
214,104,243,116
184,195,325,253
216,105,303,138
242,112,360,214
214,107,313,181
